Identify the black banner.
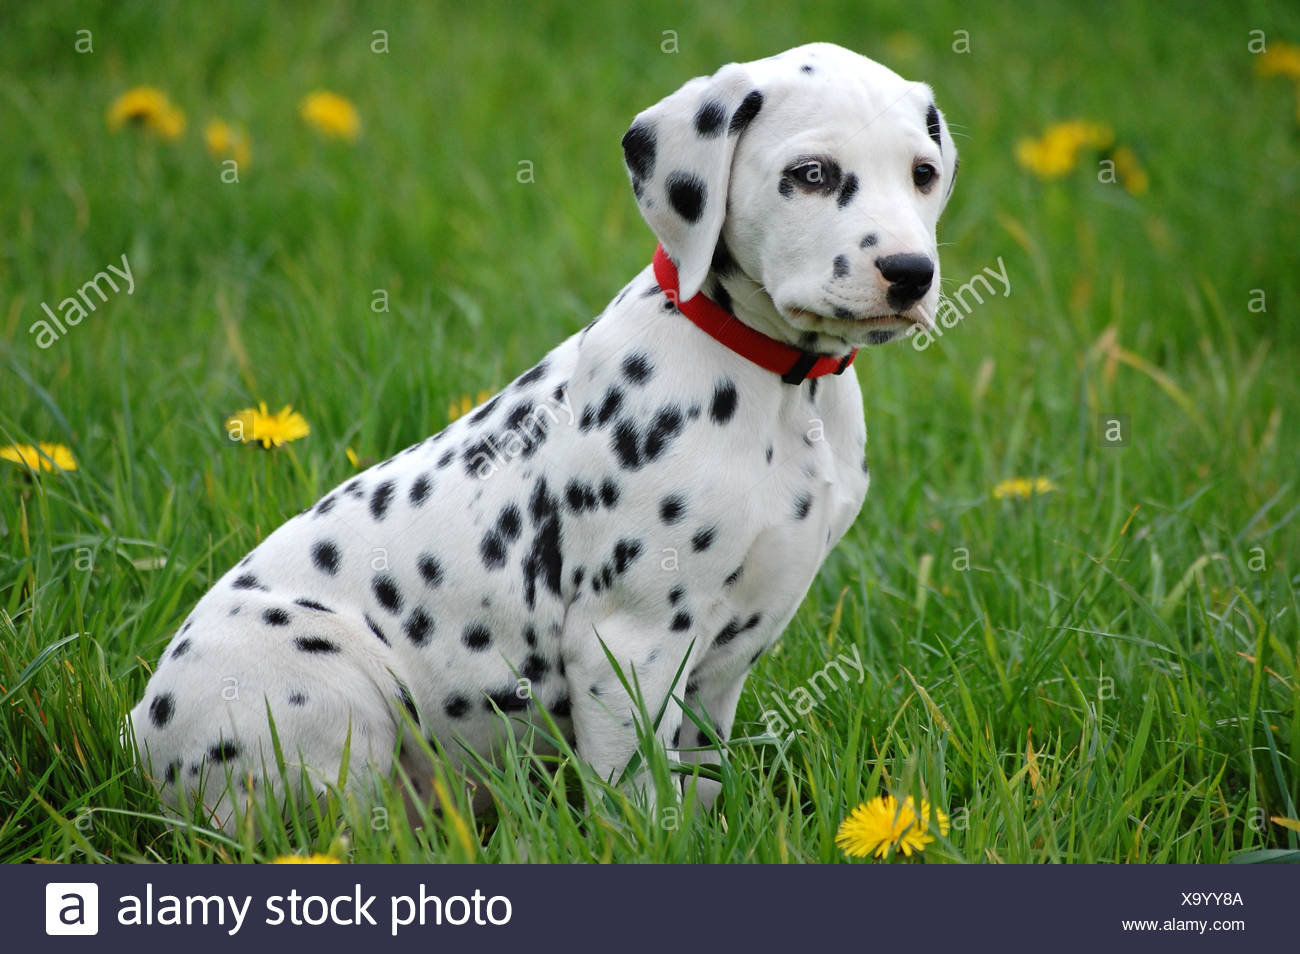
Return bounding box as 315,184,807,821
16,863,1295,951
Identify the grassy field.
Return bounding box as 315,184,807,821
1,0,1297,863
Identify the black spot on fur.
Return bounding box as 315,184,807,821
597,387,624,427
397,685,419,722
370,480,395,520
613,538,643,573
694,99,727,137
418,553,444,587
404,608,434,646
438,449,455,469
778,177,795,199
462,438,493,476
660,494,686,524
837,173,859,209
794,493,813,519
550,695,572,717
517,360,548,387
710,379,738,424
691,526,716,551
724,565,744,587
666,172,706,223
612,420,642,470
149,693,174,728
566,479,599,513
365,614,389,646
485,686,529,713
765,444,773,464
293,598,332,613
409,474,432,506
497,504,523,540
833,306,854,320
164,759,182,784
373,575,403,614
463,623,492,651
263,607,291,627
295,635,339,654
522,478,564,610
480,532,507,569
644,406,684,460
444,695,471,719
171,638,192,659
315,495,336,516
622,351,653,385
669,584,685,604
926,103,942,150
468,395,500,426
503,400,537,434
622,121,656,182
522,653,550,681
232,572,263,590
599,478,620,508
311,541,340,576
728,90,764,134
209,740,241,763
868,329,894,345
833,254,850,279
801,63,814,74
715,613,762,646
861,233,878,249
671,612,692,632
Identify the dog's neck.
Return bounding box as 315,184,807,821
706,267,853,359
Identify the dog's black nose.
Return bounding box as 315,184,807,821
875,253,934,309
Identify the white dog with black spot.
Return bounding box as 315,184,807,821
129,42,957,829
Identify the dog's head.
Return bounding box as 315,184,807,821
623,42,957,348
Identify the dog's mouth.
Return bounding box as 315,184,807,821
784,306,931,338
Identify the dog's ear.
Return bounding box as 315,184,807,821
924,97,959,211
622,64,764,300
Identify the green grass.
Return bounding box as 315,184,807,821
2,0,1298,863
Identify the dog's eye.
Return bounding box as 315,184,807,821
789,161,824,186
913,162,938,189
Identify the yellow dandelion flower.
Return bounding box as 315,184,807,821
225,402,310,449
204,118,252,167
992,476,1058,500
107,86,186,140
836,794,950,859
300,90,360,141
1,442,77,472
1112,145,1148,196
269,853,341,864
1015,136,1075,178
447,389,494,423
1256,41,1300,80
1016,119,1113,179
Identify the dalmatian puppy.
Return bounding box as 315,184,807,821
129,42,957,829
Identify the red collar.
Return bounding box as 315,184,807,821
652,243,857,385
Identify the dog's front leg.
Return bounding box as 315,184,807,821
566,612,693,807
677,672,747,809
